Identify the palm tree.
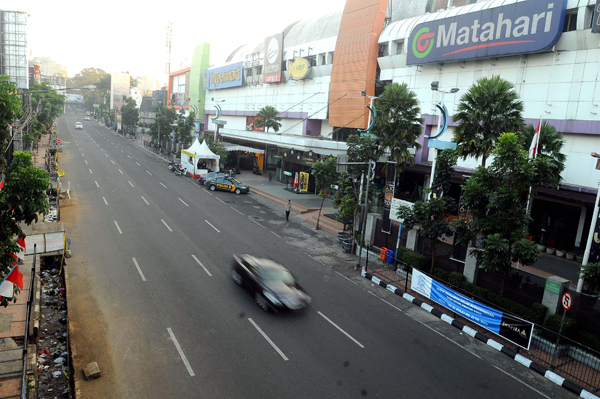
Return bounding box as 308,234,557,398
454,75,524,167
520,121,566,187
374,83,423,167
255,105,282,133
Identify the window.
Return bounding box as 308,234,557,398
255,65,263,75
320,53,326,65
563,12,577,32
328,52,334,64
306,55,316,67
245,68,253,77
392,40,404,55
378,42,389,57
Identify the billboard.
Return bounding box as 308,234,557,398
287,57,310,81
110,72,131,110
407,0,567,65
245,116,264,132
203,62,243,90
593,0,600,33
381,162,397,234
263,32,283,83
65,94,84,104
412,269,534,349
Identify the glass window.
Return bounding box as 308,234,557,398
563,12,578,32
379,43,389,57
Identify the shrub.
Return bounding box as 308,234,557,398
448,272,466,288
581,262,600,295
434,268,450,282
543,314,578,340
402,250,428,271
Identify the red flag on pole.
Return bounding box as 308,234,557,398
529,119,542,159
0,266,24,298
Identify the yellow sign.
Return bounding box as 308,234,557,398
287,57,311,81
58,169,65,177
299,172,309,193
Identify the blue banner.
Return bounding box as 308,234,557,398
204,62,243,90
407,0,567,65
412,269,533,349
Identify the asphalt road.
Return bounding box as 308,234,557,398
58,113,575,399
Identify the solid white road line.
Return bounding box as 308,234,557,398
135,162,141,166
161,219,173,232
216,197,227,205
167,328,195,377
141,196,149,205
248,318,288,361
128,181,134,187
89,168,93,174
146,170,152,176
230,207,243,215
132,258,147,282
84,160,88,165
205,220,220,233
178,198,189,207
102,197,108,206
95,181,99,188
111,160,115,165
114,221,123,235
191,255,212,277
160,182,167,188
271,232,282,239
317,311,364,348
118,169,123,174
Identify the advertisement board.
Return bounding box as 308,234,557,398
407,0,567,65
245,116,265,132
287,57,310,81
593,0,600,33
263,33,283,83
65,94,84,104
390,198,413,223
110,72,130,110
381,162,397,234
203,62,243,90
411,269,533,349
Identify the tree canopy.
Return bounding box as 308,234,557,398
454,75,524,167
255,106,282,133
121,97,139,135
519,121,565,187
346,134,378,178
455,133,559,296
372,82,423,168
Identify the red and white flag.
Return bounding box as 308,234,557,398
0,180,4,190
0,265,23,298
16,236,26,261
529,119,542,159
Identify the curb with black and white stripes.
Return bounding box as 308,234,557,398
361,270,600,399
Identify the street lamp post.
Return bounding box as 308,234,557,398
427,82,459,198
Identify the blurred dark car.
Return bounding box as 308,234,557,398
206,176,249,194
232,255,311,312
198,171,224,186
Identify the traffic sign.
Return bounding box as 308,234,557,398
57,140,61,144
562,292,573,310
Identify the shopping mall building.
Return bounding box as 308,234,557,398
192,0,600,255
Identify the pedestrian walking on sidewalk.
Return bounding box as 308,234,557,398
285,200,291,222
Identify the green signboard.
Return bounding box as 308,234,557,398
212,119,227,125
545,280,562,295
360,133,378,139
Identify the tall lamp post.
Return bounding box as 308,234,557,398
427,82,459,198
211,98,226,142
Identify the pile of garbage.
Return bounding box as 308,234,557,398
37,257,71,398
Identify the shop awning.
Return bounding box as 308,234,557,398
223,142,264,154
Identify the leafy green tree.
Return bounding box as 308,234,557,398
455,133,559,296
333,172,357,224
311,157,338,230
121,97,139,135
150,103,177,146
68,67,108,109
397,150,458,273
175,111,196,147
581,262,600,295
519,121,566,187
454,75,524,167
372,83,423,168
346,134,378,177
254,106,282,133
0,151,50,305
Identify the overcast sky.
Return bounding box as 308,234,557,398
2,0,346,85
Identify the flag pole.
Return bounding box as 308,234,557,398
526,117,542,214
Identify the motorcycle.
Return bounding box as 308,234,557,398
168,162,180,171
174,166,187,177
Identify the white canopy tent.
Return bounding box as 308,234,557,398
181,138,220,178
